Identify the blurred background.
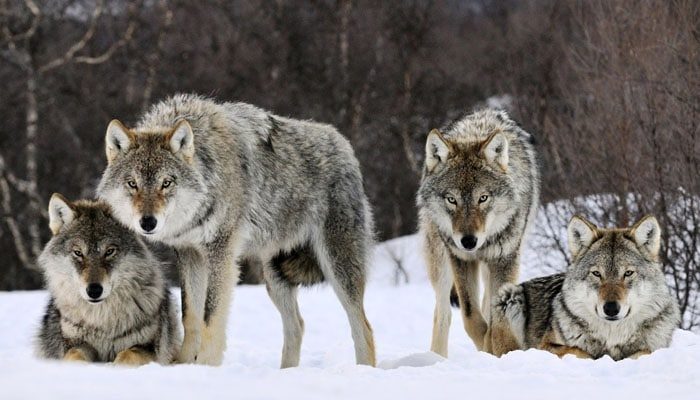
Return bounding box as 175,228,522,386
0,0,698,327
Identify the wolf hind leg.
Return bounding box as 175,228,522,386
313,232,376,367
263,264,305,368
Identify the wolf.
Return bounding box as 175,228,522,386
493,215,680,360
36,194,180,365
417,109,539,357
97,94,376,367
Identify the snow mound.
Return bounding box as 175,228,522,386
378,351,445,369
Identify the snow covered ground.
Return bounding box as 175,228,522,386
1,236,698,400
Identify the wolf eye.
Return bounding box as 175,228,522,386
591,271,601,278
162,179,172,189
127,180,138,189
624,270,634,277
445,195,457,205
104,248,116,257
478,195,489,203
73,250,83,258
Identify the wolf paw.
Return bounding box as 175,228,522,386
114,348,154,367
494,283,526,348
177,334,200,364
63,348,90,362
495,283,525,315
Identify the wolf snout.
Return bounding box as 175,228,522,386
460,235,478,250
603,301,620,318
139,215,158,232
86,283,104,301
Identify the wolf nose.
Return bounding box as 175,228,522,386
461,235,478,250
86,283,103,299
603,301,620,317
140,216,158,232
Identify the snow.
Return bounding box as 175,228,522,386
1,236,698,400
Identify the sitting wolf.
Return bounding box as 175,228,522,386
36,194,180,365
97,94,375,367
494,215,680,360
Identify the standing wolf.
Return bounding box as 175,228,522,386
417,109,539,357
493,215,680,360
97,94,376,367
36,194,180,365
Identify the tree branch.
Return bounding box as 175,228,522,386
38,0,105,73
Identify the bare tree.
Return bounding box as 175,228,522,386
0,0,137,274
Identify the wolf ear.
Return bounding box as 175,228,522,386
167,120,195,162
481,131,509,171
425,129,452,172
567,215,598,259
48,193,75,235
105,120,133,163
630,215,661,258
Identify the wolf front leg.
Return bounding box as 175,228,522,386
426,233,453,357
482,254,520,356
451,257,488,351
195,236,239,366
177,247,208,364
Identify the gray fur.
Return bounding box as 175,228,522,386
418,109,540,356
495,217,680,360
36,198,180,364
97,94,376,367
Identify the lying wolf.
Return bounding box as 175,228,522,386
494,215,680,360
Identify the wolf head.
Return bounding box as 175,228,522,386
40,194,153,305
418,118,518,253
96,119,207,239
564,215,667,323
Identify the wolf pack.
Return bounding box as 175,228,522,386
34,94,680,367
